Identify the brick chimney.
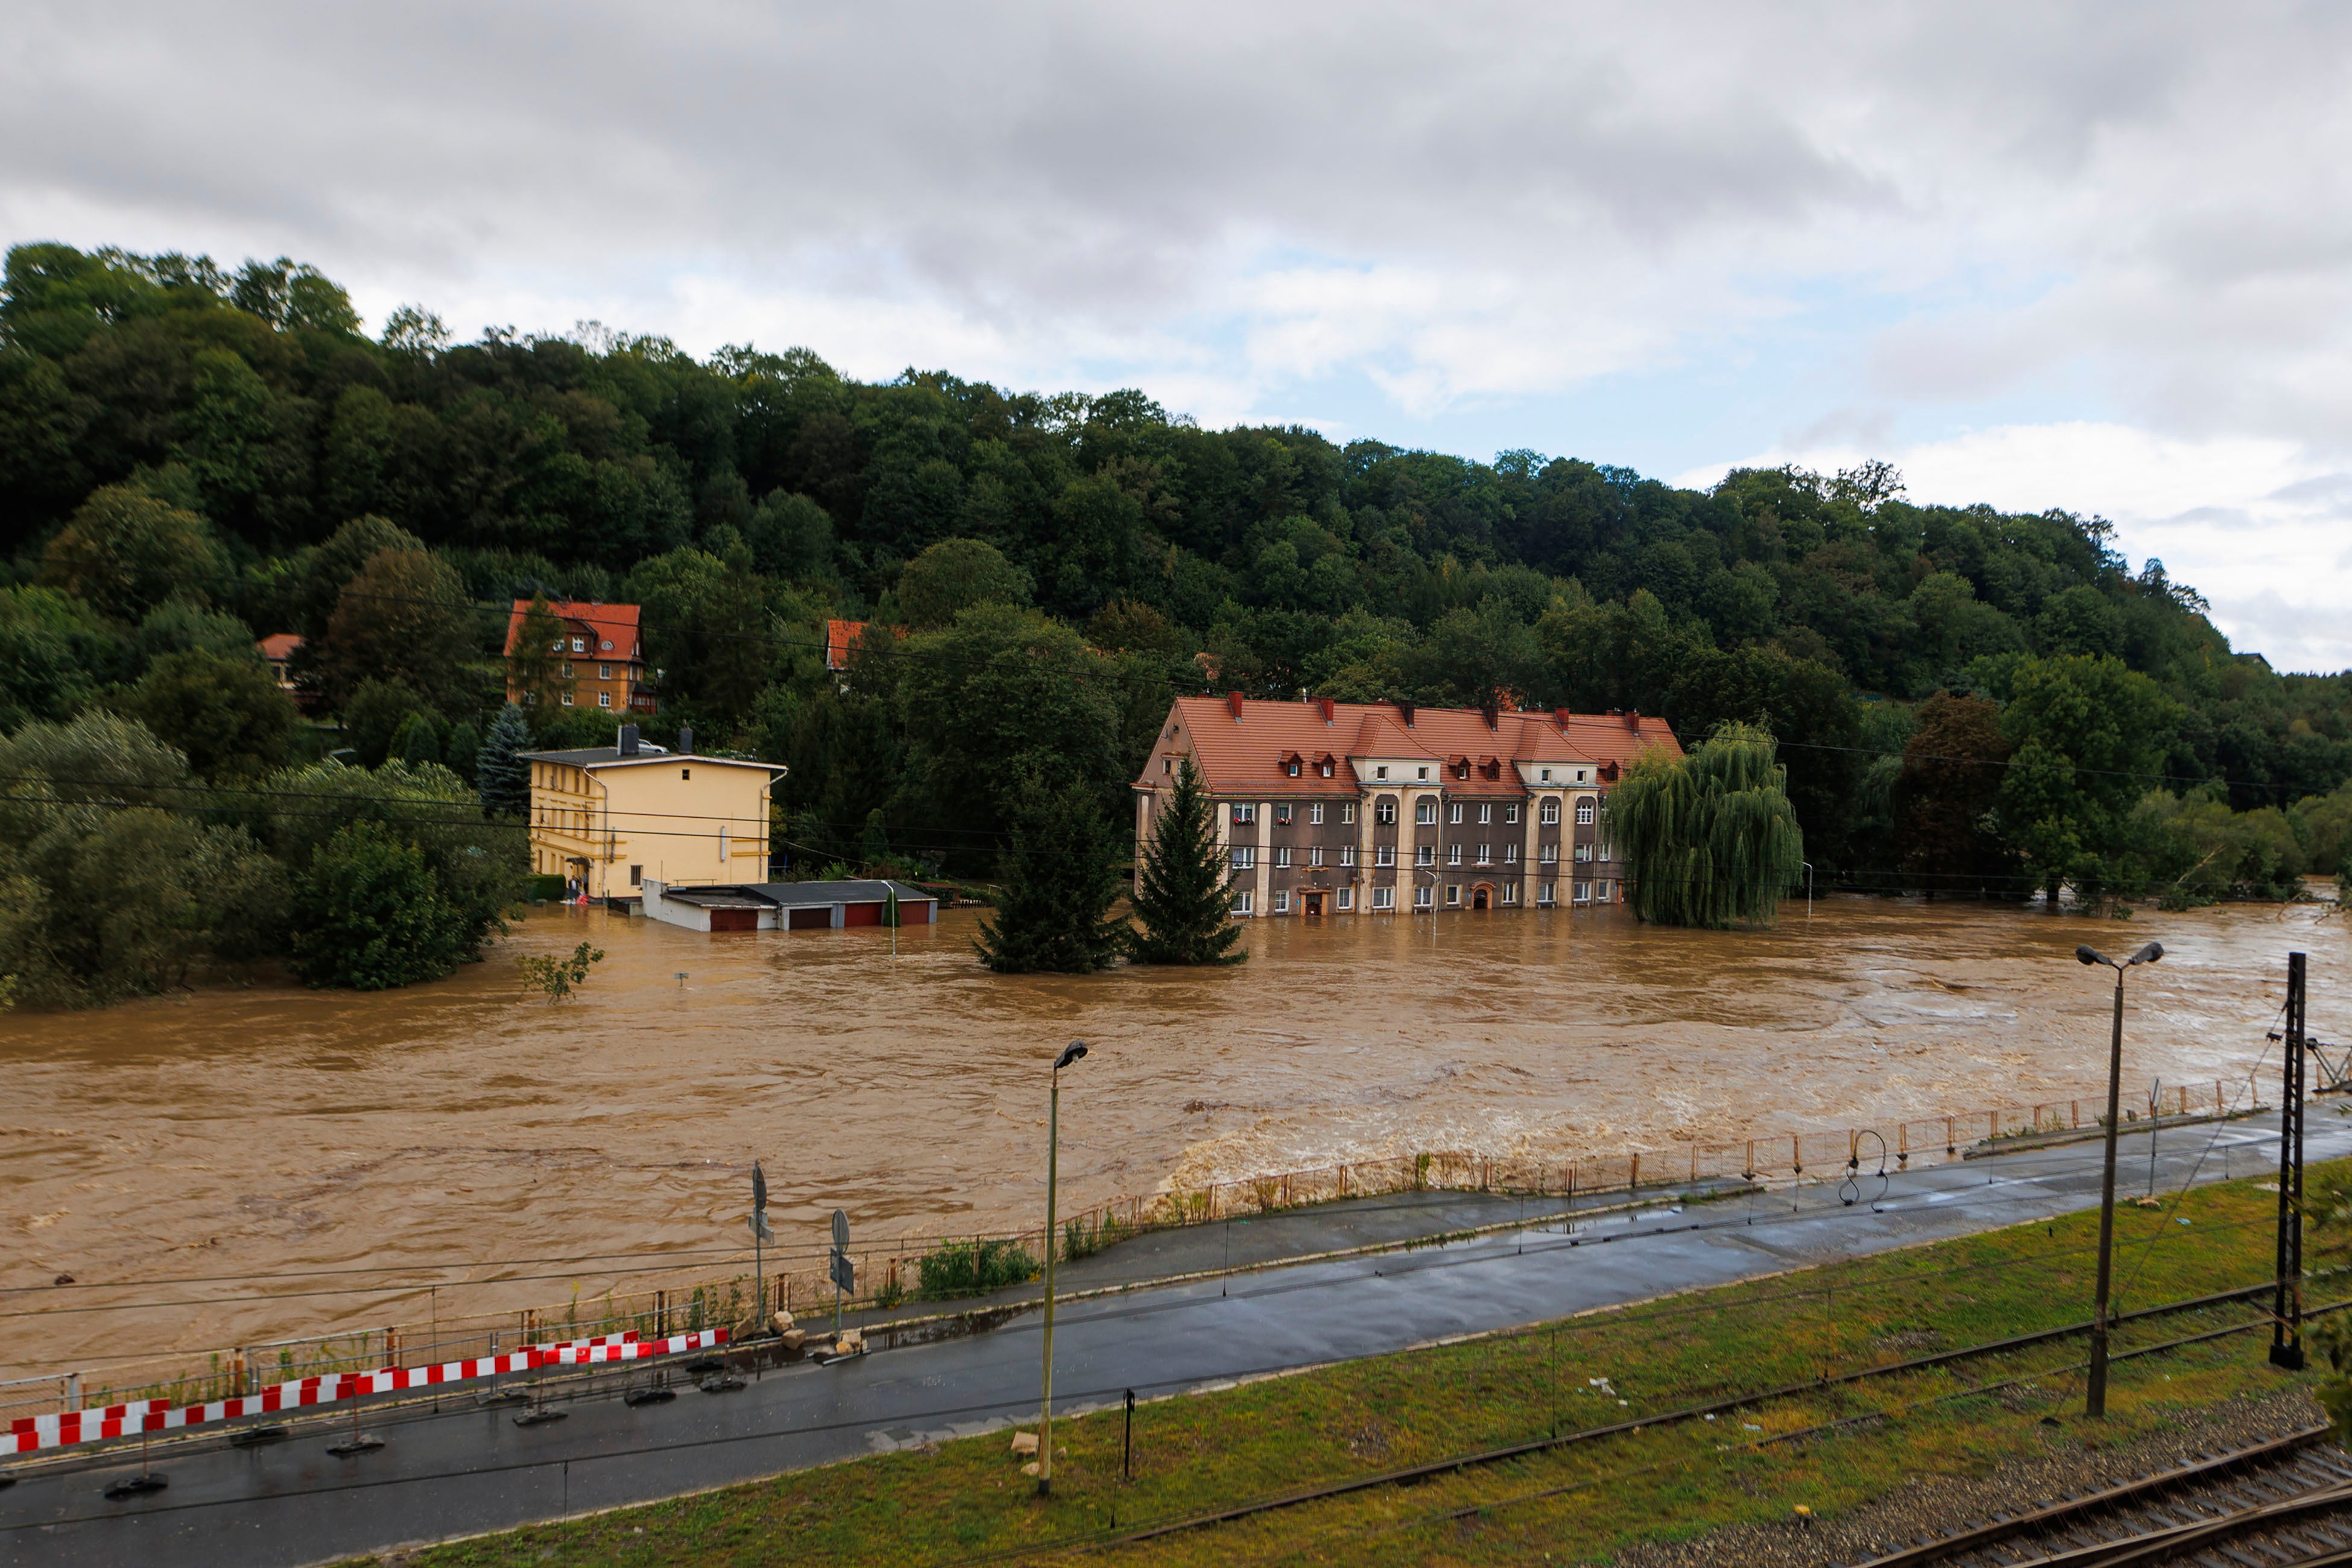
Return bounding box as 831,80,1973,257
1554,707,1573,730
1395,699,1415,726
1315,697,1335,722
1481,701,1499,729
1625,709,1640,729
1227,691,1246,721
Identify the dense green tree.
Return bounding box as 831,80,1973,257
317,548,480,712
1610,722,1805,929
0,587,124,729
475,703,534,819
289,821,472,990
40,484,229,621
1128,756,1245,965
505,593,574,716
973,781,1127,973
114,648,297,780
343,679,436,768
1891,691,2014,894
444,718,480,783
1995,654,2180,903
894,537,1032,630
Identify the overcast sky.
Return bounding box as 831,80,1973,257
7,2,2346,668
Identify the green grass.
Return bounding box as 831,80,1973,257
341,1166,2335,1567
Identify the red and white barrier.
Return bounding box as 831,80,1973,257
5,1328,727,1456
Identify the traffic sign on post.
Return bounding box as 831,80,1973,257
829,1251,855,1293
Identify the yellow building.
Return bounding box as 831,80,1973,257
522,724,785,900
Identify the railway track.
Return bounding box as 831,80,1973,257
1850,1422,2352,1567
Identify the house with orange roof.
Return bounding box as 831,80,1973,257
1131,695,1680,918
504,601,656,715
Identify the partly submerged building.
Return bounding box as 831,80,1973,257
1132,695,1680,917
520,724,783,899
640,878,939,933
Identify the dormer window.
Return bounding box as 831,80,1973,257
1287,760,1300,777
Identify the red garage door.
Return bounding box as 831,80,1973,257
710,908,758,932
786,906,832,930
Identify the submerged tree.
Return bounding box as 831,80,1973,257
973,782,1127,974
1128,756,1244,965
475,703,534,820
1610,721,1804,929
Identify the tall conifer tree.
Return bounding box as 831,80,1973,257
475,703,533,820
1129,756,1245,965
974,782,1127,973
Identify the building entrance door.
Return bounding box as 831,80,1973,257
1303,891,1325,917
1472,883,1493,909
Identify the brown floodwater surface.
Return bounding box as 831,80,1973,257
1,897,2342,1381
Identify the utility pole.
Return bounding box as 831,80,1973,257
2078,940,2162,1419
2273,951,2307,1371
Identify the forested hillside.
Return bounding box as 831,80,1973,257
4,242,2350,999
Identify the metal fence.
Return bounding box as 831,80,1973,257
3,1075,2263,1444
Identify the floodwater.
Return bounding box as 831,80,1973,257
2,897,2343,1382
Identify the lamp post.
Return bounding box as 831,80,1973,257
2076,940,2163,1418
1037,1039,1088,1496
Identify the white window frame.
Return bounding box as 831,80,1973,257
1598,880,1613,902
1235,891,1254,915
1272,889,1291,914
1416,845,1435,867
1575,842,1593,862
560,692,575,706
1336,887,1355,911
1309,803,1324,825
1446,884,1460,906
1576,798,1596,825
1375,765,1389,780
1574,880,1593,903
1376,797,1397,826
1275,846,1292,868
1448,801,1463,824
1475,842,1491,865
1275,803,1293,826
1502,882,1520,905
599,663,613,679
1540,799,1561,825
1415,798,1437,826
1371,887,1394,910
572,637,586,654
1599,841,1615,862
1538,882,1556,906
1446,843,1462,865
1504,844,1520,864
1478,803,1491,824
598,692,612,707
1413,885,1433,909
1308,846,1324,868
1231,846,1256,870
1505,803,1520,824
1232,803,1257,824
1539,768,1552,782
1341,844,1357,867
1376,844,1396,867
1540,844,1558,864
1341,801,1356,823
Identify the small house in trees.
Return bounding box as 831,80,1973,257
505,600,656,715
520,724,783,902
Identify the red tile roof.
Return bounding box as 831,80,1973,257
256,633,303,660
504,601,643,662
1149,695,1680,797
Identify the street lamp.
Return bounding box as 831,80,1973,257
1037,1039,1088,1496
2076,940,2163,1418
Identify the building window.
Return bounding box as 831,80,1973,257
1599,841,1615,862
1416,844,1435,867
1376,797,1397,825
1502,882,1520,905
598,692,612,707
1376,844,1395,867
681,768,691,779
1575,880,1593,903
561,661,574,678
1341,802,1356,824
1538,882,1556,906
599,663,613,679
1336,887,1354,911
1231,846,1256,870
1446,884,1460,906
561,692,575,706
1446,843,1463,865
1275,803,1292,826
1448,801,1463,824
1320,760,1333,777
1475,843,1491,865
1163,757,1172,773
1275,846,1291,868
1273,890,1291,914
1371,887,1394,910
1540,799,1561,824
1505,803,1520,824
1504,844,1519,864
1415,798,1436,826
1414,885,1433,909
1575,842,1593,862
1308,846,1324,868
1576,798,1596,825
1417,766,1430,780
1540,768,1552,782
1232,803,1257,824
1576,768,1589,783
630,865,642,887
1286,759,1300,777
1236,891,1254,915
572,638,586,654
1375,765,1389,779
1309,803,1324,825
1340,845,1356,867
1478,803,1491,824
1540,844,1558,864
1598,880,1614,902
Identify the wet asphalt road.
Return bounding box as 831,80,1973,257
5,1105,2339,1567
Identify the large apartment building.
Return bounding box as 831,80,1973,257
521,723,783,899
1133,695,1680,917
504,600,656,715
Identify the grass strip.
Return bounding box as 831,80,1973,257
340,1163,2338,1568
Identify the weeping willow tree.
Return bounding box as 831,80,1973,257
1610,721,1804,929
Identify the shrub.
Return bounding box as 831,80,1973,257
289,821,472,990
915,1239,1038,1301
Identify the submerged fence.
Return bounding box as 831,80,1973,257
2,1075,2266,1448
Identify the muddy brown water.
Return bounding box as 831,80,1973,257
1,897,2342,1383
